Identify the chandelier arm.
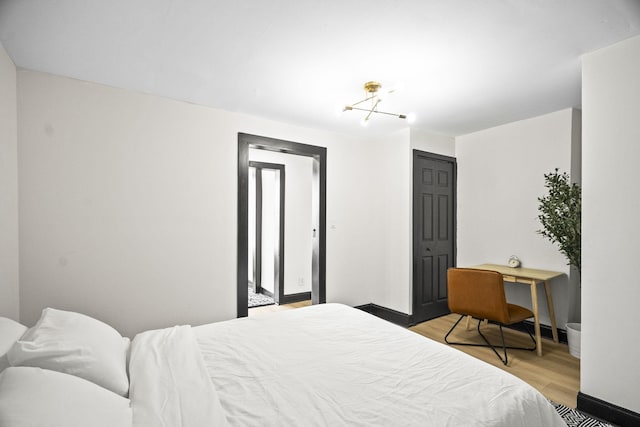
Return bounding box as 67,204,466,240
349,95,377,108
343,82,411,122
346,106,405,119
364,99,381,121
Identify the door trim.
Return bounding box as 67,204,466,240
238,133,326,318
249,161,285,304
412,150,457,322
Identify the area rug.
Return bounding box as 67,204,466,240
248,287,275,308
551,401,616,427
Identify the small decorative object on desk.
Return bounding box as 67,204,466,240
508,255,521,268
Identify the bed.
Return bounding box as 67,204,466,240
0,303,566,426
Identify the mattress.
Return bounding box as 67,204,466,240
194,303,565,426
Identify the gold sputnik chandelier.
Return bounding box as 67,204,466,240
343,81,415,127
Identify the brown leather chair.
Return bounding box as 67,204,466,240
445,267,536,365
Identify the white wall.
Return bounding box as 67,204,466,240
581,35,640,414
411,129,457,158
14,66,585,342
249,149,313,295
0,42,19,320
17,69,419,336
455,109,581,328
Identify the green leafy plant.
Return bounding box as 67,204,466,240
537,169,581,273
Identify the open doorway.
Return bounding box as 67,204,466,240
237,133,326,318
248,161,285,307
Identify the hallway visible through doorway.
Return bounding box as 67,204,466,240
248,286,274,308
238,133,326,318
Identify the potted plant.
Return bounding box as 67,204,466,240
537,169,581,358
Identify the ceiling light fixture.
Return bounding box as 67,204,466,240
343,81,415,126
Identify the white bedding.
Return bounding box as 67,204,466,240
3,304,565,426
194,303,565,427
128,325,229,427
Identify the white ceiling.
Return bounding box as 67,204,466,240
1,0,639,136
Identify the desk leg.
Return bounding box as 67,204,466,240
465,316,487,330
530,280,542,356
544,280,559,343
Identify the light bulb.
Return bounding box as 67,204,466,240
337,104,351,116
376,91,388,101
406,112,417,124
360,117,369,127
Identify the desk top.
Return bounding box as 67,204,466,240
470,263,564,281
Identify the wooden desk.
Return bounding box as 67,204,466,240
470,264,564,356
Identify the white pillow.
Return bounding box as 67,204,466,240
0,317,27,372
7,308,130,396
0,367,132,427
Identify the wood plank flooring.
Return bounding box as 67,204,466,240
410,314,580,408
248,302,580,408
248,299,311,316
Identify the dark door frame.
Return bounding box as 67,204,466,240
238,133,326,318
249,161,285,304
412,149,457,323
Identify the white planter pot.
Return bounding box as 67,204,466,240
566,322,581,358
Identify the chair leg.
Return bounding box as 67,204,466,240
444,314,466,344
444,316,537,366
477,321,508,365
522,323,537,350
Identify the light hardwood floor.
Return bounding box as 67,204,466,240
248,302,580,408
248,299,311,316
409,313,580,409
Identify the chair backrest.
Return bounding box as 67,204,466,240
447,268,510,324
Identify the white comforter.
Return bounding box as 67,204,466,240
128,303,565,426
194,303,566,427
128,325,229,427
